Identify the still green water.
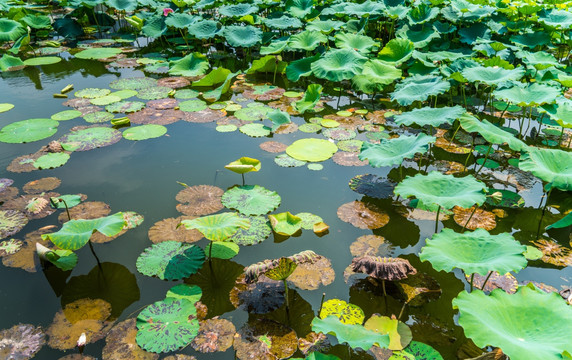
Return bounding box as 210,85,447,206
0,59,570,359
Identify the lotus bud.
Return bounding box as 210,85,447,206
77,332,86,354
162,8,174,16
488,191,503,204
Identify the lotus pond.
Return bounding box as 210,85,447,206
1,0,572,359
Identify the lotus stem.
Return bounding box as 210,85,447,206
88,240,103,271
536,186,554,238
318,292,326,315
283,279,289,311
481,271,493,291
475,144,492,175
469,273,475,292
435,205,441,234
398,301,407,320
461,205,478,232
382,279,387,296
209,241,213,259
449,122,461,146
241,173,245,186
399,164,403,180
463,141,475,172
179,29,190,51
559,126,565,147
424,143,433,172
337,86,342,109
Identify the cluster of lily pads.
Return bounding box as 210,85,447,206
1,0,572,358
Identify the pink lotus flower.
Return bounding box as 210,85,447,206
163,8,174,16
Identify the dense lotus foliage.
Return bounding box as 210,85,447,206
0,0,572,358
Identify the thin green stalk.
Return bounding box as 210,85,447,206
283,279,289,310
435,205,441,233
469,273,474,292
475,144,492,175
481,271,493,291
461,205,478,232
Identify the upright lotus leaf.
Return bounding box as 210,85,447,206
335,33,377,54
42,212,126,250
265,257,297,281
394,171,487,210
518,147,572,191
286,0,315,18
265,15,303,30
319,299,364,325
223,25,262,48
142,17,167,38
75,48,123,60
136,297,200,353
268,212,302,236
538,8,572,28
0,324,45,359
541,97,572,128
219,3,258,17
359,133,436,167
0,19,26,42
247,56,288,75
286,55,320,82
0,118,58,144
180,213,251,241
352,60,402,94
517,50,561,69
225,157,261,174
311,49,367,82
452,285,572,360
165,13,198,29
493,82,560,107
286,138,337,162
168,52,209,77
0,54,25,71
391,75,451,106
364,315,412,350
288,30,327,51
189,20,222,39
378,38,414,65
36,243,78,271
295,84,322,113
21,14,51,29
306,19,344,33
106,0,137,11
267,109,291,132
221,185,281,216
344,0,385,16
311,316,389,351
394,106,466,127
461,66,525,86
136,241,205,280
203,71,240,102
458,113,527,152
407,3,439,24
546,212,572,230
420,228,527,276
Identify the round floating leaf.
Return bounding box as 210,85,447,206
0,103,14,113
394,106,465,127
295,212,323,230
109,77,158,90
136,86,171,101
90,95,121,106
34,153,70,169
319,299,364,325
288,254,335,290
75,88,111,99
51,110,82,121
359,134,435,167
337,201,389,229
175,185,224,216
228,215,271,246
394,171,487,210
391,75,451,106
453,285,572,360
84,111,114,123
23,56,62,66
101,318,157,360
166,284,202,303
350,235,395,258
206,241,239,259
349,174,395,199
390,341,444,360
0,324,45,359
180,213,250,241
59,126,122,151
311,49,367,82
123,124,167,140
420,228,527,276
268,212,302,236
275,154,306,167
234,318,297,360
0,210,28,240
223,25,262,48
191,318,235,353
518,147,572,191
224,157,261,174
75,47,123,60
240,123,271,137
286,138,337,162
0,118,59,143
136,297,200,353
221,185,281,216
174,89,199,99
136,241,205,280
312,316,389,351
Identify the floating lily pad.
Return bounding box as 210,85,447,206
75,47,123,60
0,118,59,143
34,153,70,169
123,124,167,140
216,124,237,132
176,185,224,216
299,123,323,133
59,126,122,151
466,271,517,294
90,95,122,106
221,185,281,216
0,210,28,239
286,138,338,162
136,297,200,353
319,299,364,325
129,109,183,125
84,111,114,123
136,241,205,280
337,201,389,229
0,103,14,113
174,89,200,99
452,206,497,231
75,88,111,99
23,56,62,66
136,86,172,100
240,123,271,137
295,212,323,230
0,323,45,359
350,235,395,258
51,110,82,121
274,154,306,167
148,216,203,244
349,174,395,199
390,341,444,360
233,319,297,360
180,213,250,241
191,318,236,353
268,212,302,236
289,255,335,290
102,318,158,360
0,238,23,256
228,215,272,246
109,77,158,90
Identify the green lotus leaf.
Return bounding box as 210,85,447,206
458,113,528,152
268,109,291,132
461,66,525,86
286,0,315,18
335,32,377,54
142,17,166,38
123,124,167,141
518,147,572,191
311,315,389,351
311,49,367,82
286,138,337,162
516,50,561,69
51,110,82,121
390,75,451,106
359,133,435,167
225,156,261,174
264,15,303,29
0,19,26,42
180,212,251,241
34,152,70,169
106,0,137,11
166,284,202,303
50,194,83,209
261,39,289,55
202,70,240,102
206,241,240,259
59,127,122,151
541,97,572,127
352,60,402,94
546,211,572,230
165,13,198,29
188,20,222,39
452,285,572,360
136,86,171,100
136,297,200,353
538,8,572,28
378,38,415,65
345,0,385,15
174,89,199,99
105,100,146,113
23,56,62,66
136,241,205,280
75,47,123,60
219,3,258,17
295,83,322,113
510,32,551,48
484,189,525,209
493,82,560,107
394,171,487,210
222,185,281,216
394,106,465,127
319,299,364,325
192,67,231,87
286,54,320,82
268,212,302,236
0,54,25,71
396,25,439,48
179,99,207,112
306,19,344,33
228,215,271,246
288,30,327,51
42,212,126,251
36,243,78,271
109,77,157,90
407,3,439,25
20,14,52,29
240,123,271,137
75,87,111,98
90,95,121,106
420,228,527,276
364,314,412,350
223,25,262,48
168,52,209,77
390,341,444,360
0,118,58,144
247,55,287,75
264,257,297,281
